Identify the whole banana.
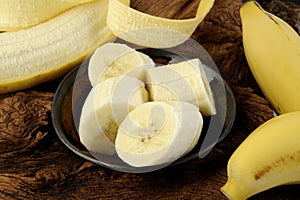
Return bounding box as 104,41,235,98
0,0,114,94
240,0,300,114
221,111,300,199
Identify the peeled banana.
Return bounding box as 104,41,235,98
88,42,154,86
79,75,148,155
240,1,300,114
146,59,216,116
115,101,203,167
221,111,300,199
0,0,114,94
0,0,93,31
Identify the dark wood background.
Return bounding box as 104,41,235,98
1,0,300,199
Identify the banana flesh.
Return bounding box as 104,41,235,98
0,0,115,94
240,1,300,114
221,111,300,199
115,101,203,167
79,75,148,155
0,0,94,31
146,59,216,116
88,42,154,86
80,42,212,165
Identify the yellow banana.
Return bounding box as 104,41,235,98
0,0,94,31
0,0,114,94
221,111,300,200
240,1,300,114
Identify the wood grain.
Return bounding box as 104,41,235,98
0,0,300,199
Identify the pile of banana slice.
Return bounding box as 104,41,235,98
78,43,216,167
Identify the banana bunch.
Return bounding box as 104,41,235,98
0,0,114,94
221,111,300,199
220,1,300,198
240,0,300,114
78,43,215,167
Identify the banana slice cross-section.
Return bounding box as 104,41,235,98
79,75,148,155
115,101,203,167
146,58,216,116
88,42,155,86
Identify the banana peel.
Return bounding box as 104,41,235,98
107,0,215,48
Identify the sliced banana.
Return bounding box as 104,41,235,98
79,75,149,155
145,59,216,116
115,101,203,167
88,42,155,86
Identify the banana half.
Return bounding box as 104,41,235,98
79,75,148,155
115,101,203,167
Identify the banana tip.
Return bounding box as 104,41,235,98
220,186,233,200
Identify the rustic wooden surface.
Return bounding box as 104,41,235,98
1,0,300,199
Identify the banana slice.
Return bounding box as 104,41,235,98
145,59,216,116
79,75,148,155
115,101,203,167
0,0,93,31
0,0,114,94
88,42,155,86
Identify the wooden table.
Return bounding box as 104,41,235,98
1,0,300,199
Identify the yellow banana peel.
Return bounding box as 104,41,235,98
107,0,215,48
